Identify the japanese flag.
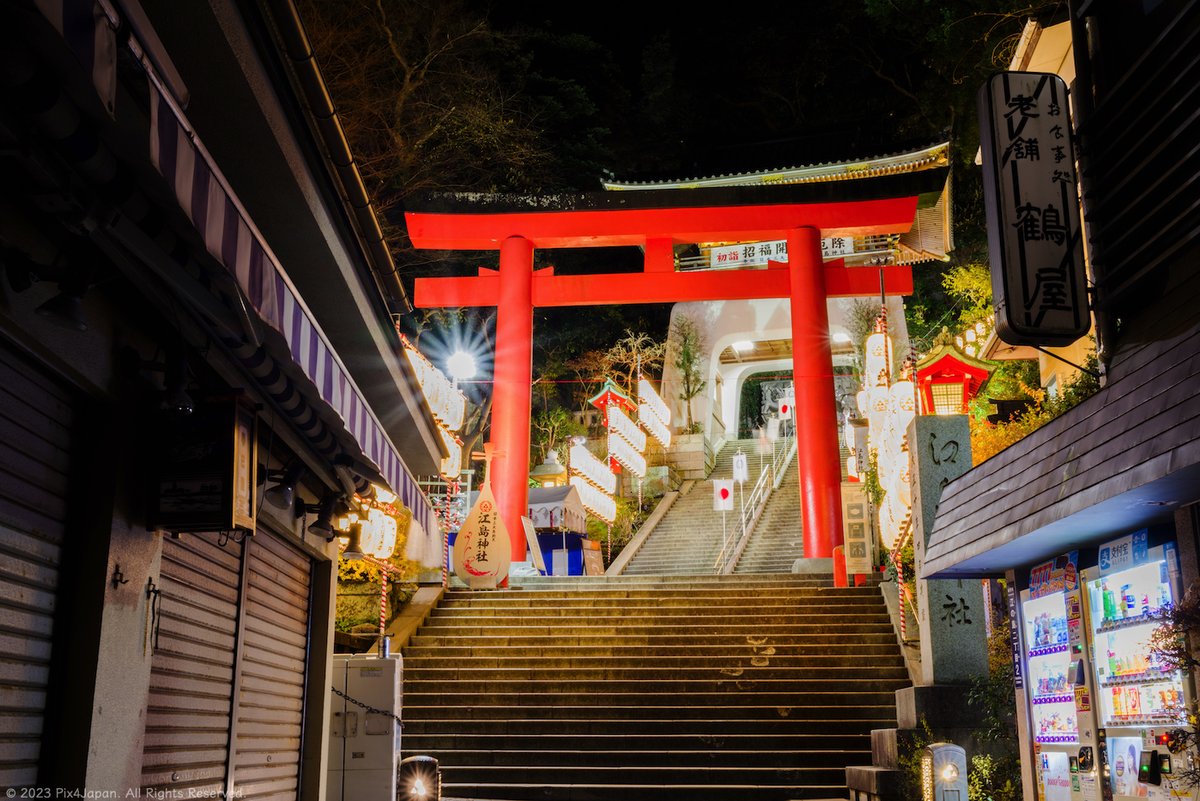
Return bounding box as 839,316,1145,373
713,479,734,511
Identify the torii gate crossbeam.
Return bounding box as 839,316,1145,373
405,173,944,567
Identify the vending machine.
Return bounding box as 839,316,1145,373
1019,551,1099,801
1082,530,1192,800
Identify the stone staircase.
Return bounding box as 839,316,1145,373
622,438,766,575
400,572,909,801
734,460,803,573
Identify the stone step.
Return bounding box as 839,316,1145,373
405,678,910,696
403,717,890,736
402,701,898,722
402,733,871,751
435,597,883,611
407,632,900,647
444,587,849,600
404,662,907,678
422,748,870,768
412,623,895,639
509,571,832,584
404,689,902,708
402,643,904,659
437,779,849,801
424,612,890,626
420,763,850,787
404,554,904,801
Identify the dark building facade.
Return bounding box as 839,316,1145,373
0,1,442,797
924,3,1200,798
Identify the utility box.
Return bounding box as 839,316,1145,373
328,654,402,801
921,742,968,801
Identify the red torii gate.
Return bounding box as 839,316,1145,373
406,173,945,564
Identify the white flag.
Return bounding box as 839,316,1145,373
732,452,749,484
713,479,734,511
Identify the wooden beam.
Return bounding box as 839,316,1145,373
404,197,920,250
413,264,913,308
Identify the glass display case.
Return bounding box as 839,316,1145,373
1082,533,1192,801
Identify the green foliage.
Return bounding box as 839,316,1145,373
591,494,651,570
896,718,935,800
862,451,885,508
1147,578,1200,789
964,610,1022,801
943,262,994,327
531,405,585,463
670,315,707,430
968,753,1022,801
737,375,766,437
970,349,1100,464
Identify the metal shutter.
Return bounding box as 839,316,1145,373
231,531,312,801
0,343,76,789
141,531,244,794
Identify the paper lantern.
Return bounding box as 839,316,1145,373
359,507,398,559
865,331,892,388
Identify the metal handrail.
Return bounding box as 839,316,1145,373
713,432,797,574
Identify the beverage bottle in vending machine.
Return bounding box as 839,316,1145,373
1102,581,1116,621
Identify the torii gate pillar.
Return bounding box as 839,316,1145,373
788,227,843,558
493,236,535,562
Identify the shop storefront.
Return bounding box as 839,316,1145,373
922,3,1200,800
0,1,443,795
1009,529,1193,800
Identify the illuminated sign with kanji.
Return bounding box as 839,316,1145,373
978,71,1090,346
708,236,855,268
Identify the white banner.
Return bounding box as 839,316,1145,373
709,236,855,269
732,452,749,484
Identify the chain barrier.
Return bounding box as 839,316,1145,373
330,685,403,727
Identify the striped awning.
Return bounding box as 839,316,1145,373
146,77,435,535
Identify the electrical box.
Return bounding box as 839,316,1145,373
328,654,402,801
922,742,968,801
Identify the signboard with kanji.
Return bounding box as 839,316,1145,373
978,71,1090,346
708,236,855,268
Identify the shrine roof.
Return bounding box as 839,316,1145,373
600,142,950,191
403,167,948,250
403,167,947,216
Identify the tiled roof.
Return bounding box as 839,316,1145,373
601,142,950,191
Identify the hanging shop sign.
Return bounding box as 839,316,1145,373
978,71,1090,346
150,395,257,533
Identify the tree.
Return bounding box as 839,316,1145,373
603,329,666,394
670,315,706,433
530,406,584,463
943,261,994,327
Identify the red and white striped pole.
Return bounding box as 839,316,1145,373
379,562,388,651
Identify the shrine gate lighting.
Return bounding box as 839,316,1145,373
406,167,948,563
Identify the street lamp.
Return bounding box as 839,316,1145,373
446,350,476,389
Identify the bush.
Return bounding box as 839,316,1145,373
970,351,1100,465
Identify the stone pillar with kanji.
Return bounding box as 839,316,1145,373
909,414,988,684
